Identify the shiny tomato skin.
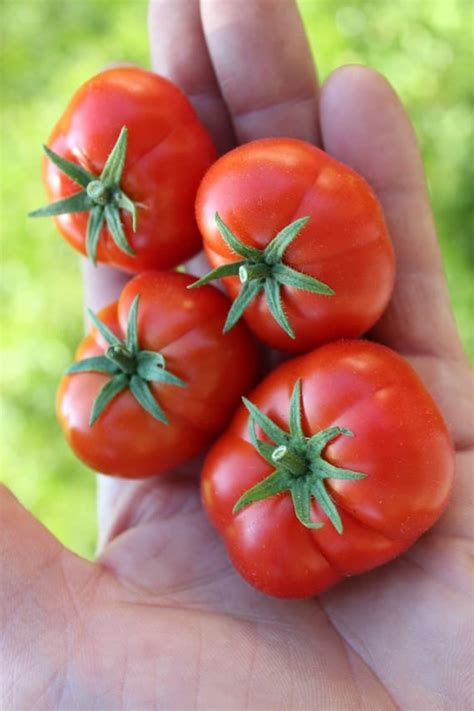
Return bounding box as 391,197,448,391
57,272,258,478
196,138,395,352
202,340,454,598
45,67,217,272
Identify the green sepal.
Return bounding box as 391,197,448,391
312,459,367,482
235,380,367,533
215,212,262,260
86,206,106,265
223,279,262,332
104,204,136,256
136,350,166,370
29,191,92,218
126,295,140,352
137,354,186,388
187,261,245,289
263,216,310,264
87,309,121,346
242,396,289,447
139,366,186,388
89,373,128,426
42,144,94,187
233,469,291,514
291,478,324,529
117,192,138,231
65,356,119,376
129,375,168,424
289,380,304,439
100,127,127,185
248,418,275,465
272,263,335,295
311,479,343,534
264,278,294,339
308,426,354,455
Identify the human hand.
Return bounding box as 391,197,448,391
2,1,473,708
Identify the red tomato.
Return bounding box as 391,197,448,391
202,340,454,598
35,67,216,271
57,271,257,478
194,138,395,353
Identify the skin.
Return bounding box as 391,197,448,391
197,138,395,352
45,67,217,272
1,1,473,709
57,271,258,478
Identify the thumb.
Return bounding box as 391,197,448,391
0,485,97,706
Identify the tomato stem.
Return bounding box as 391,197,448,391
86,180,109,205
272,445,307,477
105,344,136,374
239,263,271,282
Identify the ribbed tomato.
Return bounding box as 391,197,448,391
202,340,454,598
31,67,216,271
193,138,395,353
57,271,257,478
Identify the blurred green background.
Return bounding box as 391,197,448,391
1,0,472,559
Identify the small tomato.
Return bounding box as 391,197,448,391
31,67,216,271
202,340,454,598
192,138,395,352
57,271,258,478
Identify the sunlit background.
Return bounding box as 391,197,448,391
1,0,473,559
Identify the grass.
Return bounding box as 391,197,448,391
1,0,472,559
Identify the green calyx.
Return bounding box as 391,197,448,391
29,126,138,265
66,295,186,426
188,213,335,338
233,380,366,532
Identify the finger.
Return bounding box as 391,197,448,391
0,485,99,704
96,467,229,595
201,0,320,144
82,259,130,317
96,471,196,551
149,0,235,153
319,65,464,361
1,485,65,603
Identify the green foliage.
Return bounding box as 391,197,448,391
1,0,472,560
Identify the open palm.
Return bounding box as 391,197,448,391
2,2,472,708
